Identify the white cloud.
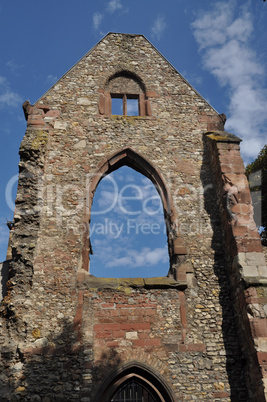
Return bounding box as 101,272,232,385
93,12,103,31
107,0,123,13
0,75,22,107
106,246,168,268
151,16,166,41
192,2,267,161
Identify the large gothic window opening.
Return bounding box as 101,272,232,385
90,166,169,278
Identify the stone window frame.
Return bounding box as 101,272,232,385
111,93,140,116
98,70,152,117
80,147,187,280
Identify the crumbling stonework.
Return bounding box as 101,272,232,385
0,33,267,401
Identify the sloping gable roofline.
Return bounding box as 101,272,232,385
33,32,218,114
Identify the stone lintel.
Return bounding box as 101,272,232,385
206,130,242,143
76,272,187,290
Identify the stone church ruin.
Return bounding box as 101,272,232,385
1,33,267,401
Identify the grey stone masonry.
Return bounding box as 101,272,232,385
0,33,266,401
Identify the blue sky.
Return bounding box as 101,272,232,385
0,1,266,276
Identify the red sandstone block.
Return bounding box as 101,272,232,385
113,330,125,338
36,104,50,110
178,292,187,328
213,392,230,398
120,309,132,316
140,303,157,308
132,339,145,347
93,324,104,331
109,152,127,166
229,149,242,157
117,304,139,308
94,310,106,317
128,315,144,322
120,323,150,331
218,143,239,151
98,93,105,114
240,204,254,214
118,323,133,331
232,225,248,237
144,339,161,346
237,239,263,253
46,110,60,117
247,229,261,239
236,190,252,204
28,118,46,126
187,343,206,352
101,303,115,309
139,332,149,339
231,204,243,214
95,331,112,339
179,344,187,352
116,316,128,323
220,164,232,173
146,90,158,97
104,324,121,331
257,352,267,365
231,164,245,174
145,309,156,316
106,341,119,348
143,316,156,324
250,319,267,338
133,323,150,330
98,318,114,324
110,310,119,317
198,115,209,123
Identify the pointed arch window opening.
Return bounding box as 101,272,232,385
82,148,187,278
89,166,169,278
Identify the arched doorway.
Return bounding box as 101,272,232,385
95,362,176,402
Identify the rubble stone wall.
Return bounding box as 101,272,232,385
0,33,266,401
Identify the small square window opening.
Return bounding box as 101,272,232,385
111,97,123,115
127,98,139,116
111,94,140,116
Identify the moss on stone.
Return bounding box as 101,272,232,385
31,130,48,150
32,328,41,339
206,130,241,143
207,133,229,142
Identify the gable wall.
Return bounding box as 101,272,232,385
0,33,266,401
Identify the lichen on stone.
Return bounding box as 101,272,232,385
31,130,48,150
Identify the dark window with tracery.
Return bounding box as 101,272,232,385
110,379,161,402
94,362,176,402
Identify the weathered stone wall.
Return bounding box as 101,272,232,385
0,33,266,401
